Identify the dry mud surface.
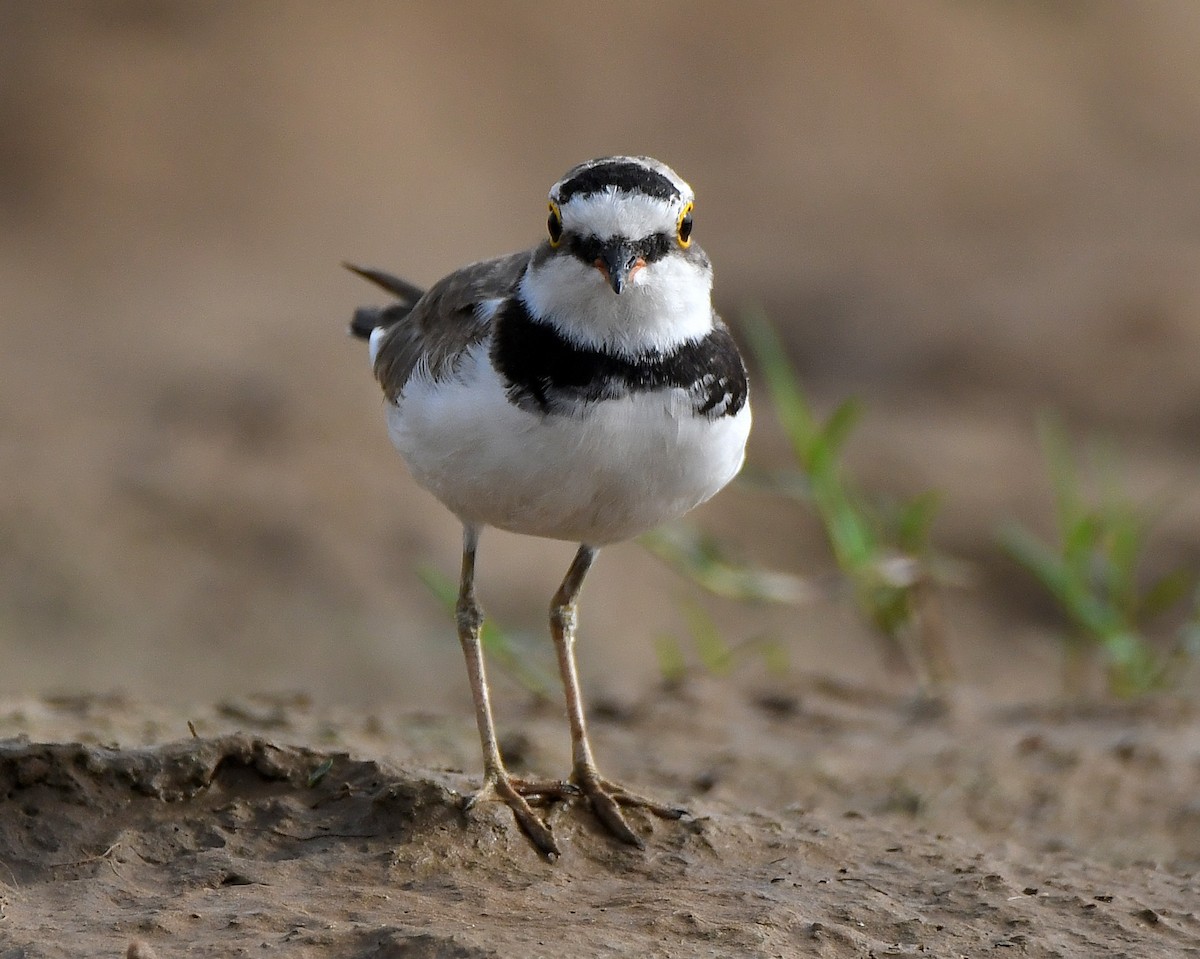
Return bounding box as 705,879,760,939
2,682,1199,958
5,6,1200,957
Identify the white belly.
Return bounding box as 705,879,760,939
386,344,750,544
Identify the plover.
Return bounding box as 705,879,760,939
348,156,751,856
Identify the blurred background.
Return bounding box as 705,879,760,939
2,1,1199,709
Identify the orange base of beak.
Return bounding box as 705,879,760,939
594,257,647,287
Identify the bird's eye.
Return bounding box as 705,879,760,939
676,201,694,248
547,201,564,247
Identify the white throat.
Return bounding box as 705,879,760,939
518,251,715,356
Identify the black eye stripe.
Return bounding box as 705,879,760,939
567,233,675,264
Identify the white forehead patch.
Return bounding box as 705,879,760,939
560,190,683,241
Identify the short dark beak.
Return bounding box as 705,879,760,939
595,239,645,295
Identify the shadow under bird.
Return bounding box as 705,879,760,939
347,155,751,857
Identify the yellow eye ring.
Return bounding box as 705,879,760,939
547,201,564,247
676,201,694,248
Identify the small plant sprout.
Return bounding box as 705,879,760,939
653,598,789,686
307,758,335,788
999,416,1198,697
741,309,953,689
417,565,554,700
639,524,814,606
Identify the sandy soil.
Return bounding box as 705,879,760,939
5,4,1200,957
4,2,1200,705
3,681,1199,957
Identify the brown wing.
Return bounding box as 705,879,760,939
364,250,532,403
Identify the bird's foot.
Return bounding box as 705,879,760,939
572,768,687,849
463,773,579,858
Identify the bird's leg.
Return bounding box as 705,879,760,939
455,525,574,857
550,544,687,849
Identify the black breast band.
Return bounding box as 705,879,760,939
490,298,748,419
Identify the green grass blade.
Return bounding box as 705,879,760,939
893,491,942,554
416,564,552,697
639,525,814,604
1037,414,1084,543
654,635,688,684
682,599,732,676
821,399,865,458
998,522,1072,603
742,308,819,459
1140,568,1195,621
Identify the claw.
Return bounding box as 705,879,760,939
463,774,577,859
573,771,688,848
587,786,645,849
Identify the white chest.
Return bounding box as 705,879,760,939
385,344,750,544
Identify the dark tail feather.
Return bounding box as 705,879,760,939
344,263,427,341
349,305,393,339
343,263,425,302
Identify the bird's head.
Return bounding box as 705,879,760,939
541,156,700,295
519,156,715,355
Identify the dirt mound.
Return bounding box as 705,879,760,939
3,688,1199,957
